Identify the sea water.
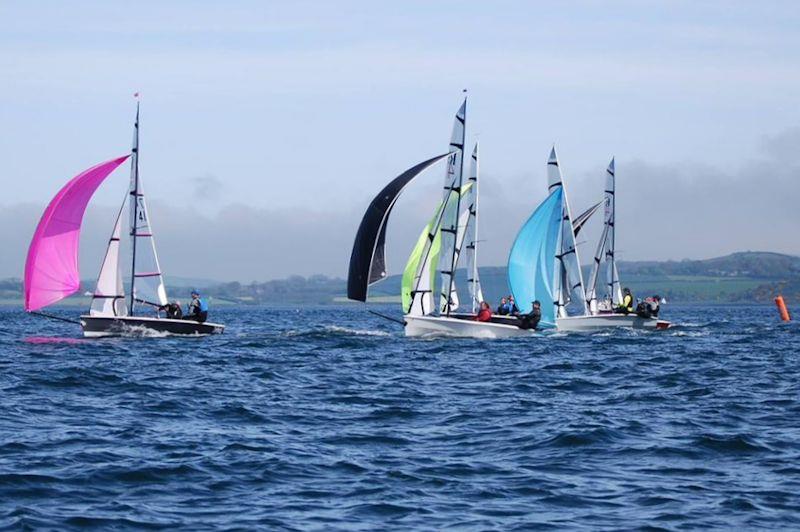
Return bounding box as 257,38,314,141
1,304,798,529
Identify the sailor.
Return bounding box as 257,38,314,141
160,300,183,319
648,295,661,317
507,295,520,316
474,301,492,322
186,290,209,323
497,297,509,315
616,287,634,315
636,299,651,318
517,300,542,330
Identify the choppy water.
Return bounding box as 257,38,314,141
1,304,799,530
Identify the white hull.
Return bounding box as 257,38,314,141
556,313,669,332
405,315,538,338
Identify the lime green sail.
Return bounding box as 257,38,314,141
402,201,444,313
402,183,473,315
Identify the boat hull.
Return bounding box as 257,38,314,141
405,315,538,338
556,313,670,332
80,315,225,338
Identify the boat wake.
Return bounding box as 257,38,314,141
285,326,392,338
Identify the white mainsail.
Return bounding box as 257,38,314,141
438,99,466,315
462,142,483,313
128,103,168,314
89,200,128,317
547,146,588,318
586,158,622,312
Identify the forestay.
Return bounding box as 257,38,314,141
89,200,128,317
402,201,444,314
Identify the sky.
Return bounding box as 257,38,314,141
1,1,799,283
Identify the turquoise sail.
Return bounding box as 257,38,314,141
507,188,563,327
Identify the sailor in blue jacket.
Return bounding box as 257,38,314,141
186,290,209,323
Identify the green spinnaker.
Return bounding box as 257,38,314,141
401,201,444,313
401,184,472,314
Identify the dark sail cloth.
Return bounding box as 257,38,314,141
160,303,183,319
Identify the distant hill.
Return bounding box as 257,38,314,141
368,252,800,305
3,252,800,307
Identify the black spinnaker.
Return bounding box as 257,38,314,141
347,153,451,302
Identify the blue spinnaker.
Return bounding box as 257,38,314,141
507,188,563,327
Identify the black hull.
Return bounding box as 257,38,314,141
80,316,225,337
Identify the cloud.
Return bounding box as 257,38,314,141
3,126,799,284
189,175,224,200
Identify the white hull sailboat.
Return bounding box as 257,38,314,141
556,313,669,331
347,101,609,339
347,100,620,338
348,99,514,337
508,148,670,333
557,157,669,332
404,315,538,338
24,101,224,338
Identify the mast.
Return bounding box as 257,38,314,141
466,142,482,314
128,101,140,314
440,96,467,316
605,158,622,304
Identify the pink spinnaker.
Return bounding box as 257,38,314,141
24,155,130,312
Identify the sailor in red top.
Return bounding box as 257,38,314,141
474,301,492,322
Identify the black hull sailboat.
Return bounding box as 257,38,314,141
24,99,225,338
80,316,224,337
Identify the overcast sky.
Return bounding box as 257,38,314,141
1,1,799,282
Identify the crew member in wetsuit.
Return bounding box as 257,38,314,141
616,287,634,315
636,295,661,318
159,301,183,319
517,300,542,330
186,290,208,323
507,295,520,316
474,301,492,322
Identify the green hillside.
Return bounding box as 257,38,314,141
368,252,800,304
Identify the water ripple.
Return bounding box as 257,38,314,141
0,304,798,529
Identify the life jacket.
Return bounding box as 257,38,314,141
475,308,492,322
622,294,633,312
191,297,209,313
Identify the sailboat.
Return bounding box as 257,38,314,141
24,103,225,337
510,152,670,332
348,101,602,337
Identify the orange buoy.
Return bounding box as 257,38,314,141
775,295,791,322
